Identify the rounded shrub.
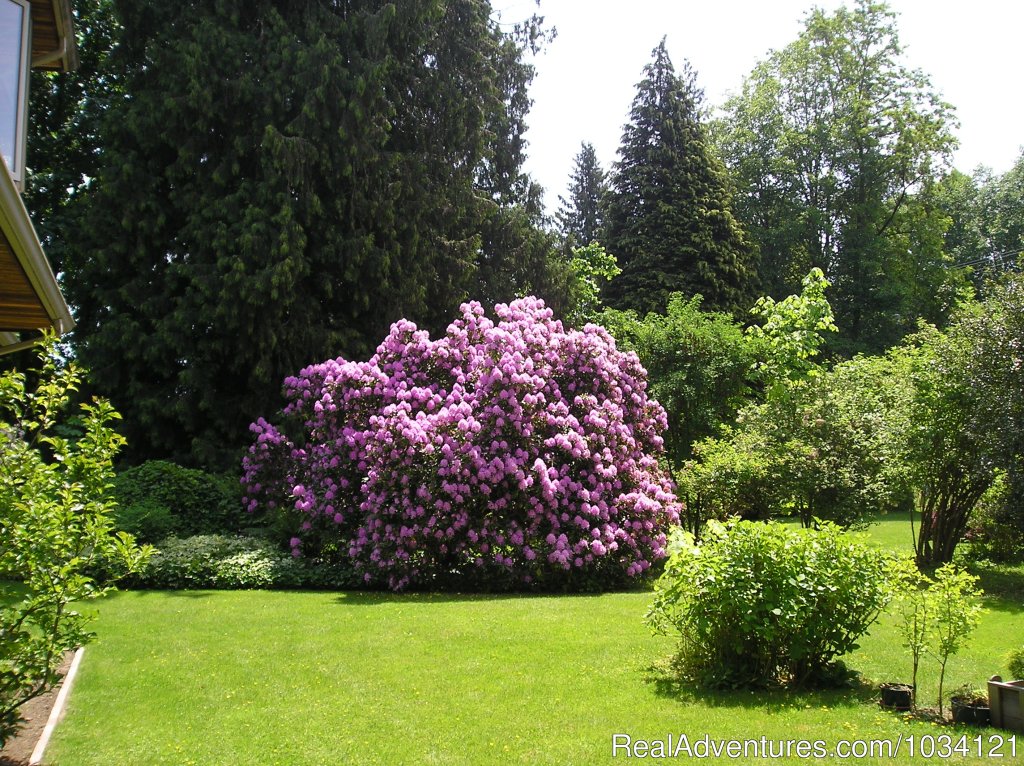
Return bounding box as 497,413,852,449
114,460,245,540
646,520,892,688
1008,646,1024,680
111,497,179,544
243,297,681,591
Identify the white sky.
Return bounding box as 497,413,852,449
494,0,1024,213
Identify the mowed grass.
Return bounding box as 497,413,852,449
47,518,1023,766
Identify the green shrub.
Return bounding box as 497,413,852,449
675,432,780,534
130,535,353,590
111,498,179,544
599,293,760,469
646,520,891,688
1008,646,1024,680
0,338,151,746
114,460,245,539
962,476,1024,564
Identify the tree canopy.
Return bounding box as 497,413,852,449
64,0,561,468
719,0,961,352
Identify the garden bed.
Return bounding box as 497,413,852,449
0,652,74,766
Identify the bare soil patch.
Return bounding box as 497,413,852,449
0,653,74,766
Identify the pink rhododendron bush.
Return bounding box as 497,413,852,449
242,297,681,591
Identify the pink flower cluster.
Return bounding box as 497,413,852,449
242,297,680,590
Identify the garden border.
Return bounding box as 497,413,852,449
28,647,84,766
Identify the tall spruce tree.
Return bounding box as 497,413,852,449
602,39,756,317
556,141,608,246
68,0,558,468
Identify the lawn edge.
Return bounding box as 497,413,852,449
29,646,85,766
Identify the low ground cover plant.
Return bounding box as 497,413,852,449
244,297,681,591
646,519,892,688
126,534,352,590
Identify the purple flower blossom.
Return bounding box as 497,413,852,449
242,297,680,591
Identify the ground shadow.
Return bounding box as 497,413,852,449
330,589,610,607
641,658,879,713
974,567,1024,611
120,588,216,599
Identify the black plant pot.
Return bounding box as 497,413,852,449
880,683,914,711
951,697,991,726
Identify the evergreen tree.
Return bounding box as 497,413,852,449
68,0,558,468
602,39,756,317
556,141,607,246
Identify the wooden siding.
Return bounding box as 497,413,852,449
0,230,51,331
30,0,77,72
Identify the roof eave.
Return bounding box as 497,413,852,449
0,159,76,353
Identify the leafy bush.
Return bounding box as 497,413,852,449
130,535,353,590
683,350,913,530
600,293,759,469
674,431,780,534
1008,646,1024,680
963,476,1024,564
113,460,245,541
646,520,891,688
111,498,179,544
0,338,151,746
244,297,681,591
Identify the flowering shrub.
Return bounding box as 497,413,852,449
243,297,681,590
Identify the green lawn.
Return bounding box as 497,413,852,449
45,518,1023,765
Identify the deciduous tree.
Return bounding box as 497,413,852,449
719,0,958,352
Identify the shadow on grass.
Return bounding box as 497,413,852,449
973,565,1024,609
121,588,216,599
331,589,611,607
642,658,879,712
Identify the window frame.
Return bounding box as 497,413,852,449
1,0,32,188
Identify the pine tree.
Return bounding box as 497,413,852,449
556,142,608,246
68,0,559,468
602,39,756,317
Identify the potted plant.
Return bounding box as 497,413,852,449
950,685,991,726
